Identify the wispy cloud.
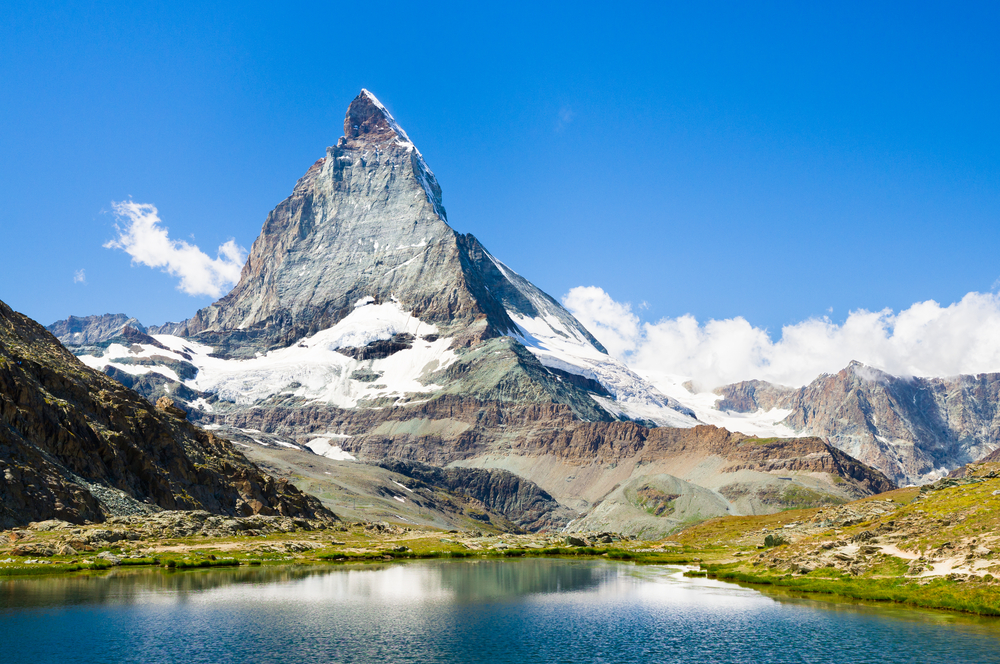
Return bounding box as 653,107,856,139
73,269,86,284
564,286,1000,390
104,201,246,298
555,106,575,132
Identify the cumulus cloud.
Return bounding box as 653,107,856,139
563,286,1000,390
73,269,86,284
104,201,246,298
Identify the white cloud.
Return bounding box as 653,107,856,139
562,286,640,357
104,201,246,298
563,286,1000,390
73,269,86,284
555,106,575,132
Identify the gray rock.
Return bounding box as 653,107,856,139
763,534,787,547
47,314,146,346
97,551,121,565
715,362,1000,485
28,519,73,532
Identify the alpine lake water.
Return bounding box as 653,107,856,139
2,559,998,663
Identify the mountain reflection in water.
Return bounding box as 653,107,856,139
2,560,999,664
0,559,609,609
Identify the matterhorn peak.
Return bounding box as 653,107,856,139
344,88,411,144
143,89,694,426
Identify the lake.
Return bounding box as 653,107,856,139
1,560,998,663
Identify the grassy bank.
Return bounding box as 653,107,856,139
0,545,700,579
699,563,1000,616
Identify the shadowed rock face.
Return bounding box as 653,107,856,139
217,396,894,519
0,299,331,529
375,459,577,532
715,361,1000,485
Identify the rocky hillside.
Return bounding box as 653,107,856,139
681,470,1000,613
0,299,330,529
376,459,577,532
209,394,893,539
714,361,1000,485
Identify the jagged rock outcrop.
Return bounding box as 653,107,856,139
47,313,146,347
0,299,331,529
715,361,1000,485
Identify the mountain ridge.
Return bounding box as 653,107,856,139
713,361,1000,485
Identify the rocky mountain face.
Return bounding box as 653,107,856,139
48,313,145,347
48,91,896,536
0,298,330,529
715,361,1000,485
376,459,577,532
59,90,696,428
151,91,602,358
205,392,892,539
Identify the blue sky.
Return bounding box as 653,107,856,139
2,1,999,343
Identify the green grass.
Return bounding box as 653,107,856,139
741,437,781,445
168,558,240,569
701,563,1000,616
118,557,160,567
0,560,121,576
0,563,90,577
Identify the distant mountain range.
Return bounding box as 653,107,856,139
713,361,1000,486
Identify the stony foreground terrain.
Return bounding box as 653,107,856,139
0,298,329,528
678,460,1000,614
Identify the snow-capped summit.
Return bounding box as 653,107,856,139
73,89,698,429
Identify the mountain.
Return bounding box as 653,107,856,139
0,298,329,529
61,89,696,429
48,313,146,347
714,361,1000,485
49,90,895,534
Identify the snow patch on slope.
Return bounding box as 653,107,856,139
476,253,699,428
75,341,190,383
636,369,799,439
504,309,699,428
82,301,458,410
170,302,456,408
306,435,356,461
